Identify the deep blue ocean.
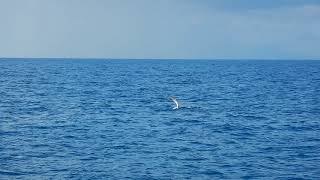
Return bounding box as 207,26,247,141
1,59,320,179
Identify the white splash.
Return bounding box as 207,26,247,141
170,96,180,110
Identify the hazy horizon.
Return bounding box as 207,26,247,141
1,57,320,61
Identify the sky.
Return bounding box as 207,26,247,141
0,0,319,59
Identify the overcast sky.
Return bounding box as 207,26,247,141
0,0,319,59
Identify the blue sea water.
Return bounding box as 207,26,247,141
0,59,320,179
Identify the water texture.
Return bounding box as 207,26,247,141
0,59,320,179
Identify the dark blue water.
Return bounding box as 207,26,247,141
1,59,320,179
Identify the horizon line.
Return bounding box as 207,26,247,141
1,57,319,61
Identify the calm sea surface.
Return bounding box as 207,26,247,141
0,59,320,179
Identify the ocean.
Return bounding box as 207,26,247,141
0,59,319,179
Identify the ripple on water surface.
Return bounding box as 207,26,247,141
0,59,320,179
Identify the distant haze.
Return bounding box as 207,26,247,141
1,0,320,59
